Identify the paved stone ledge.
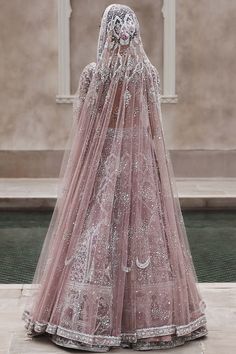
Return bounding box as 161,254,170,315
0,178,236,209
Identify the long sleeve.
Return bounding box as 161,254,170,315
150,64,163,123
72,62,96,122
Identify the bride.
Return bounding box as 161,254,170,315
22,3,208,352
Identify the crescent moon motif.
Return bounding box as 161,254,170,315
136,255,151,269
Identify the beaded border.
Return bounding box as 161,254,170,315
131,327,208,351
51,326,208,352
22,310,207,347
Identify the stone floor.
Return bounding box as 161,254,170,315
0,283,236,353
0,178,236,209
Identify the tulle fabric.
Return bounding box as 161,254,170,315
22,3,207,351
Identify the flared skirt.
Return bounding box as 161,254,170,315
23,126,207,351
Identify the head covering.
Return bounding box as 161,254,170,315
22,3,207,350
97,3,141,61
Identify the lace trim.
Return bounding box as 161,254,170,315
22,310,207,347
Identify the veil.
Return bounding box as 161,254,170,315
22,3,207,350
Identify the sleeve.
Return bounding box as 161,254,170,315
150,64,162,123
72,62,96,121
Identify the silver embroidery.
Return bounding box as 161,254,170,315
135,256,151,269
23,310,207,348
124,89,132,106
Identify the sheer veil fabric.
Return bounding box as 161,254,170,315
22,3,208,352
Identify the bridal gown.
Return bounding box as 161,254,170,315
22,3,208,352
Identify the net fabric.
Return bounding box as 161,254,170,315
22,3,207,351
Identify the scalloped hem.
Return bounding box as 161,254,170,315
22,310,208,352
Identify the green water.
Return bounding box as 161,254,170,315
0,210,235,283
184,210,236,282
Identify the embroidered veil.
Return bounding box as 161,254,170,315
22,4,207,351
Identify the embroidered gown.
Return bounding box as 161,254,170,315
22,3,208,352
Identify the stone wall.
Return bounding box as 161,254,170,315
0,0,235,176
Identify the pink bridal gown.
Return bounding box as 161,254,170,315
22,3,208,352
